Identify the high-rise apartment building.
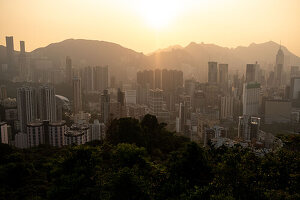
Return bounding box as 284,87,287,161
72,77,82,114
162,69,183,91
38,85,57,122
17,86,38,133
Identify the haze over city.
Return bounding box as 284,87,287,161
0,1,299,200
1,0,300,55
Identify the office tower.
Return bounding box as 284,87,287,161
220,96,234,120
275,46,284,87
246,64,257,83
101,89,110,124
38,85,57,122
94,66,108,92
162,69,183,91
125,90,137,104
48,121,66,147
0,85,7,100
154,69,162,89
208,62,218,84
66,56,72,85
238,116,260,141
6,36,15,72
17,86,38,133
72,77,82,114
90,120,105,141
218,64,228,92
242,82,260,116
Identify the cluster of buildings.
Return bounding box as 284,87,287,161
0,36,299,149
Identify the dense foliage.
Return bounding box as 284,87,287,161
0,114,299,200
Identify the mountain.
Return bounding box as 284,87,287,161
30,39,148,81
149,41,300,80
1,39,300,81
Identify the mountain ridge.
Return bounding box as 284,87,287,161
1,39,299,81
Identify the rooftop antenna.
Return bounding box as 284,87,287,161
280,40,281,49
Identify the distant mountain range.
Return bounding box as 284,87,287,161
0,39,299,81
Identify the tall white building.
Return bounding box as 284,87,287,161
242,82,260,116
90,120,106,141
38,85,57,122
0,122,11,144
17,86,38,133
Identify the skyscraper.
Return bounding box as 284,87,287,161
38,85,57,122
66,56,72,85
72,77,82,113
18,41,27,80
218,64,228,92
93,66,108,92
208,62,218,84
275,46,284,87
6,36,15,73
101,89,110,124
220,96,234,120
238,116,260,141
246,64,257,83
242,82,260,116
17,86,38,133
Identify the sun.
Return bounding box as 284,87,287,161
135,0,181,30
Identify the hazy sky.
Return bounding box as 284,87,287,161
1,0,300,55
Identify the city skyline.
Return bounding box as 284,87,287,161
1,0,300,55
